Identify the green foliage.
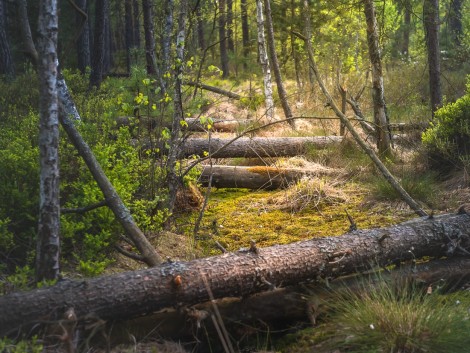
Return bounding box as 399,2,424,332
0,337,43,353
422,80,470,171
318,280,470,353
0,266,34,294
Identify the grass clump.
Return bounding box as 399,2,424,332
317,280,470,353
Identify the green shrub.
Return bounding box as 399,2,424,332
422,79,470,171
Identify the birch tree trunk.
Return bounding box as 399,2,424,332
256,0,274,120
423,0,442,116
364,0,391,157
263,0,295,128
161,0,173,75
0,0,14,79
36,0,60,282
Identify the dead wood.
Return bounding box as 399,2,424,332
199,165,336,190
184,81,242,100
1,212,470,336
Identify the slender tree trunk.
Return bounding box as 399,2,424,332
240,0,249,70
161,0,174,75
449,0,462,48
90,0,108,88
75,0,91,73
401,0,411,59
302,0,315,86
103,3,112,74
256,0,274,120
0,0,14,78
196,2,205,50
291,0,301,90
142,0,157,75
57,78,162,267
133,0,141,48
17,0,38,68
263,0,295,128
226,0,234,52
423,0,442,116
363,0,391,156
218,0,229,77
166,0,187,216
125,0,133,72
36,0,60,282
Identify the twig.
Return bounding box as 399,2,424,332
62,200,108,214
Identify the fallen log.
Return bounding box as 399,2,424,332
184,81,242,100
1,212,470,336
199,165,336,190
179,136,343,158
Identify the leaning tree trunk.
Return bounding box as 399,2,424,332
364,0,391,156
256,0,274,120
423,0,442,116
36,0,60,283
57,77,162,267
263,0,295,128
89,0,108,88
142,0,157,75
1,212,469,336
0,0,14,79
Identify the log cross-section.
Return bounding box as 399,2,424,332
1,213,469,336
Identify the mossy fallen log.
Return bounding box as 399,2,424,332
1,212,470,337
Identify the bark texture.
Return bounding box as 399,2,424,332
423,0,442,115
2,213,470,336
57,78,161,267
90,0,109,88
74,0,91,73
17,0,38,67
240,0,249,69
36,0,60,282
218,0,229,77
175,136,343,158
364,0,391,156
199,165,336,190
256,0,274,120
142,0,157,75
0,0,14,78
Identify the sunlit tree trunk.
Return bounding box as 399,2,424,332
17,0,38,68
75,0,91,73
90,0,108,88
36,0,60,282
0,0,14,79
218,0,229,77
142,0,157,75
240,0,249,70
302,0,315,86
423,0,442,115
264,0,295,128
364,0,391,156
256,0,274,120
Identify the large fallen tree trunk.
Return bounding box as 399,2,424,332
199,165,337,189
1,212,469,336
177,136,343,158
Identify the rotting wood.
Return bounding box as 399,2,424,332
199,165,336,190
1,212,470,336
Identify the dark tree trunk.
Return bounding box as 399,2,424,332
302,0,315,85
263,0,295,128
423,0,442,116
166,0,187,216
226,0,234,52
2,212,469,336
17,0,38,68
57,77,162,267
218,0,229,77
196,1,205,50
401,0,411,59
363,0,391,156
75,0,91,73
142,0,157,75
240,0,249,70
449,0,463,47
125,0,133,72
161,0,173,75
103,2,112,75
36,0,60,282
133,0,141,47
90,0,108,88
199,165,335,189
0,0,14,78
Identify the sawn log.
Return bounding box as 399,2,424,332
1,212,469,336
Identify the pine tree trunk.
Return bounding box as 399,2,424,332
449,0,463,47
218,0,229,77
364,0,391,156
401,0,411,59
17,0,38,68
133,0,141,47
240,0,250,70
226,0,234,52
125,0,133,72
90,0,108,88
302,0,315,86
196,2,205,50
142,0,157,75
256,0,274,120
423,0,442,115
0,0,14,78
263,0,295,128
75,0,91,73
36,0,60,282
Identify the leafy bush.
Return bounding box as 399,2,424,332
422,80,470,171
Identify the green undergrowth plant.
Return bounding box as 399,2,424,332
315,279,470,353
